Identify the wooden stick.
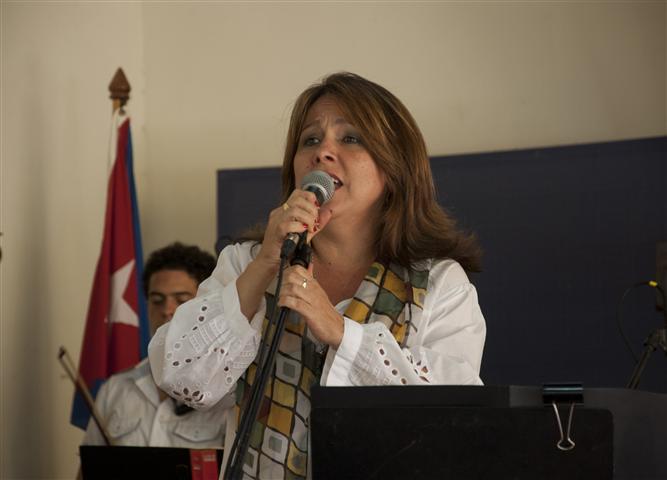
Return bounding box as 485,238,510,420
58,347,115,446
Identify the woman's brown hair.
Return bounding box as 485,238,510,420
279,72,481,272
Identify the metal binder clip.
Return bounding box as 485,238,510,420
542,383,583,452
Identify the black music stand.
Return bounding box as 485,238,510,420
311,385,666,480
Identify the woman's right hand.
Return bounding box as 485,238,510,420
255,189,321,272
236,189,322,320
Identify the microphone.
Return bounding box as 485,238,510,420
281,170,335,258
301,169,336,206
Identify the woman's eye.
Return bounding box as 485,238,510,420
343,135,361,144
303,136,320,147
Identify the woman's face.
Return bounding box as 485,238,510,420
293,95,385,227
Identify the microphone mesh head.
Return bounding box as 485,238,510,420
301,170,335,205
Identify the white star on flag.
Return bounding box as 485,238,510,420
107,259,139,327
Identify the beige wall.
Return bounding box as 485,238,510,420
140,2,666,254
1,3,146,479
1,2,665,478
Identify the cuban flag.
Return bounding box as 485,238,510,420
70,110,150,429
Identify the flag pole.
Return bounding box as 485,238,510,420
106,68,150,358
70,67,148,431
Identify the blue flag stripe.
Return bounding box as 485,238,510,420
125,127,150,358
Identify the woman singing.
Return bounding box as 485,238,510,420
149,72,486,479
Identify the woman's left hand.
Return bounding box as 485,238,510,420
277,264,344,349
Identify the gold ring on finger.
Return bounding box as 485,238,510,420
282,202,290,211
301,277,308,289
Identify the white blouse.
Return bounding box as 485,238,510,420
149,242,486,478
148,241,486,410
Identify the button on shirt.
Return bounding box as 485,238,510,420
82,359,235,448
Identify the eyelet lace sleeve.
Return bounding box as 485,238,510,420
324,259,486,387
148,243,264,409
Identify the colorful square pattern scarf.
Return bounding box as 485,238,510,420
234,261,429,479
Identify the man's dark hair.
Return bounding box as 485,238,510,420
142,242,217,296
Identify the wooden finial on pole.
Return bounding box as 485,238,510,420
108,67,131,112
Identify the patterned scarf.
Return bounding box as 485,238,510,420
234,261,429,479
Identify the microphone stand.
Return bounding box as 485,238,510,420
224,237,312,479
626,326,667,389
620,281,667,390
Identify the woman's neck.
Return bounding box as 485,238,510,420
311,222,377,272
310,232,376,306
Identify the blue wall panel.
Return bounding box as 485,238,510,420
217,136,666,392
